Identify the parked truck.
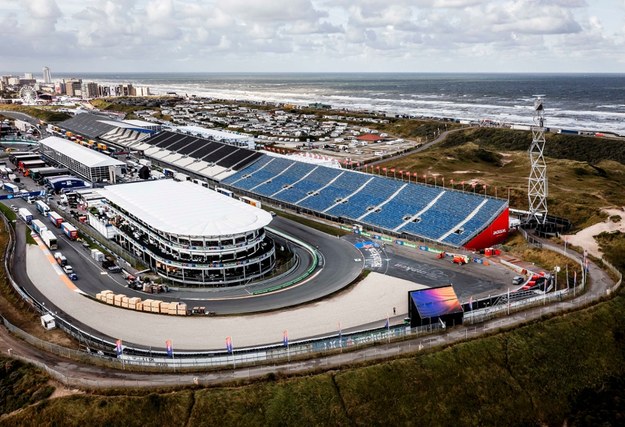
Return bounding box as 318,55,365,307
53,251,67,266
35,200,50,215
3,182,19,194
31,219,47,235
47,211,64,227
18,208,33,224
40,230,58,250
60,222,78,240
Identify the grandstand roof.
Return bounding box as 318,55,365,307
39,136,125,168
174,125,253,142
58,112,119,138
98,180,272,237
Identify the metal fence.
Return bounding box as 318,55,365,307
1,210,623,375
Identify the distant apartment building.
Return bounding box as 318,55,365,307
135,86,151,96
54,82,66,95
114,84,134,96
81,82,99,99
64,79,82,97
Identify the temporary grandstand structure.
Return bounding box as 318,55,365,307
96,180,276,286
221,153,509,249
99,119,158,147
407,286,464,327
121,130,263,181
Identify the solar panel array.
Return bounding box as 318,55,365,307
143,131,262,171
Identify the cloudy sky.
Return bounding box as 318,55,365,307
1,0,624,74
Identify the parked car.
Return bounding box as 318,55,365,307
512,276,525,286
107,265,122,273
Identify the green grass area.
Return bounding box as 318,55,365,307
0,356,54,416
0,104,70,123
271,208,351,237
24,227,36,245
3,281,625,425
0,203,16,222
371,118,463,142
90,98,164,120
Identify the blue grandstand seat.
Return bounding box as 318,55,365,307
221,154,508,248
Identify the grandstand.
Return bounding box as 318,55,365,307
58,112,120,139
221,154,509,249
116,131,263,181
99,119,157,147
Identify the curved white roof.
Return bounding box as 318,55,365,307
98,180,272,237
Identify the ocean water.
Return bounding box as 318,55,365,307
64,73,625,135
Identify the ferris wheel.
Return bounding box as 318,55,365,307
19,86,38,105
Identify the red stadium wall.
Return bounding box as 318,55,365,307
464,207,510,250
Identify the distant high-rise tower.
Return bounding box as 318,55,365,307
43,66,52,84
527,96,548,224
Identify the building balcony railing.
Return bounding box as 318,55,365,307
115,227,275,270
109,209,265,255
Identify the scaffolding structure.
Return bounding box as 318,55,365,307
527,96,548,224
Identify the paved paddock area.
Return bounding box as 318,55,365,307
27,244,425,351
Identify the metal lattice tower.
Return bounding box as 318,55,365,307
528,96,548,224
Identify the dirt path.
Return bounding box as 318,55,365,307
563,208,625,258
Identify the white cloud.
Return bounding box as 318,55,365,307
0,0,621,73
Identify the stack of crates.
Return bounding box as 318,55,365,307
177,303,187,316
128,297,141,310
106,292,115,305
159,302,170,314
142,299,154,312
167,302,179,315
121,296,130,308
150,300,161,313
96,290,113,302
113,294,126,307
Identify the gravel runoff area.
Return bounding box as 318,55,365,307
26,243,426,351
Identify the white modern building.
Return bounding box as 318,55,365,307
39,136,126,183
96,180,276,286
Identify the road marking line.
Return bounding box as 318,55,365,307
33,234,78,291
